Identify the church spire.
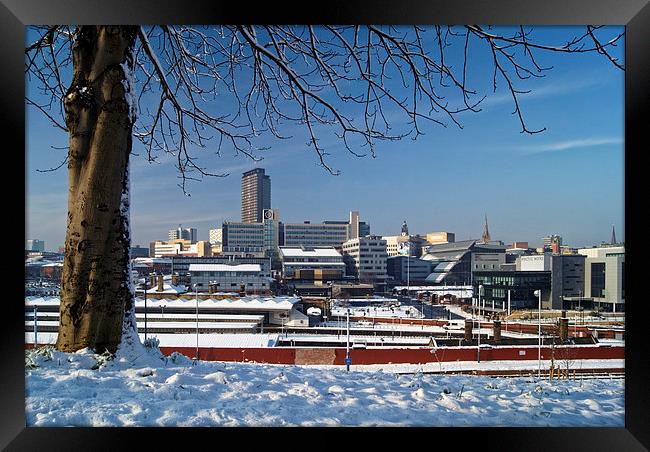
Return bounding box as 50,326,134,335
481,214,491,243
611,224,617,245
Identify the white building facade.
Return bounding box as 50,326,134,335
279,246,345,278
188,263,272,293
578,245,625,312
341,235,388,284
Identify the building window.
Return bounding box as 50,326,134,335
591,262,606,297
621,262,625,299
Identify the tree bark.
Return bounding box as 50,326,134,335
56,26,138,353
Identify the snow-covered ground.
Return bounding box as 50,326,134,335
25,336,624,427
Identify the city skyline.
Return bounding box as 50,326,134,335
26,26,625,251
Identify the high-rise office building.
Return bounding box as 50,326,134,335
169,225,197,243
542,234,562,252
241,168,271,223
341,235,388,285
26,239,45,252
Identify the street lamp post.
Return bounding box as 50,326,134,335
477,284,483,363
33,305,38,346
144,274,148,342
578,290,582,324
534,289,542,378
346,308,351,372
194,282,201,361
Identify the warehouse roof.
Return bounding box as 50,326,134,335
189,264,261,272
279,247,342,258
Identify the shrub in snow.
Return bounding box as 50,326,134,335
168,352,193,366
92,350,116,370
143,337,160,349
66,348,100,370
25,345,55,369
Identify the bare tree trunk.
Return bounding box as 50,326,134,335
56,26,138,353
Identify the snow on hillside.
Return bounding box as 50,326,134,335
25,338,624,427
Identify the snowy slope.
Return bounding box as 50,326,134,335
25,341,624,427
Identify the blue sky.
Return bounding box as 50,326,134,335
26,26,624,251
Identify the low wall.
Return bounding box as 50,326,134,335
157,344,624,366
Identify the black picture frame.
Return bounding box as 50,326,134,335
5,0,647,449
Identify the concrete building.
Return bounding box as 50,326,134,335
152,240,212,258
262,209,281,265
282,221,349,248
472,251,506,272
341,236,388,289
26,239,45,252
349,211,360,239
578,245,625,312
279,246,345,280
542,234,562,253
425,232,455,245
382,235,428,257
517,253,586,310
171,255,270,282
241,168,271,223
281,211,369,248
131,245,150,258
473,271,552,310
508,241,529,250
169,225,197,243
188,263,272,294
386,256,433,285
221,221,265,257
221,210,280,260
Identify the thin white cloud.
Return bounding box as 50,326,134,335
520,137,623,154
480,76,609,109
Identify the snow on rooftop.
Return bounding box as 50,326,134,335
148,283,187,294
25,296,301,311
279,247,342,258
189,264,262,272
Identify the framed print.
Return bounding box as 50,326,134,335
5,0,648,449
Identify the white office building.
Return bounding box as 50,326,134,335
578,245,625,312
188,263,272,293
169,225,197,243
341,235,388,284
279,246,345,279
26,239,45,252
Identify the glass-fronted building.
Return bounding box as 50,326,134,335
473,270,551,310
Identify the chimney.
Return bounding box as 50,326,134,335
157,275,164,292
464,319,473,342
239,283,246,296
493,320,502,343
559,317,569,342
171,273,179,286
209,283,215,295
